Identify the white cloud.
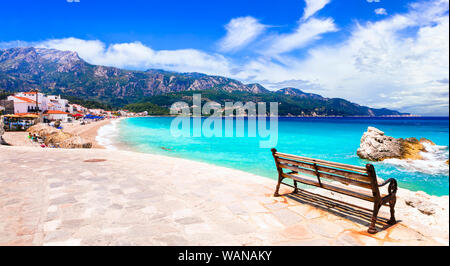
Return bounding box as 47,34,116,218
218,1,337,57
367,0,381,3
264,18,338,55
1,0,448,115
374,8,388,15
32,38,232,76
218,16,267,52
302,0,331,20
234,0,449,115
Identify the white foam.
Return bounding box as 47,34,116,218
96,119,122,150
382,142,449,176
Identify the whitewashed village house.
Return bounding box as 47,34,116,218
5,91,92,122
45,110,70,122
71,104,88,114
7,91,48,114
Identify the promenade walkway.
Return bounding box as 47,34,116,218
0,146,447,245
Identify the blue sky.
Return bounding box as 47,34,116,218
1,0,412,51
0,0,449,115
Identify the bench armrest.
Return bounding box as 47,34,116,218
378,178,398,195
378,178,395,187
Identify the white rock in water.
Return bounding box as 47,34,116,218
357,126,403,161
367,126,384,135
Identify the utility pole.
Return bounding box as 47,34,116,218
30,88,39,113
30,88,42,123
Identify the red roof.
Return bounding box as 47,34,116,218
15,113,39,116
12,96,36,104
46,110,69,115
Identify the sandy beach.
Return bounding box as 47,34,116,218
2,119,113,148
0,119,448,246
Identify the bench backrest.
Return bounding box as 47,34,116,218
271,149,380,199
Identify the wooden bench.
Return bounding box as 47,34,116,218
271,149,398,234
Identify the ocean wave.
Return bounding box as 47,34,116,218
96,119,121,150
382,143,449,176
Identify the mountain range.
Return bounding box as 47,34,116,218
0,47,408,116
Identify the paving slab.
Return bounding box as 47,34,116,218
0,146,447,246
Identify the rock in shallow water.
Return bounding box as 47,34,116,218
356,126,435,161
356,127,403,161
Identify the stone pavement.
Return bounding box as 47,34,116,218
0,146,447,246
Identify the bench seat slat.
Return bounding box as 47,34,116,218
278,157,371,182
316,165,371,182
278,162,372,189
277,158,315,170
278,162,316,175
281,172,378,202
318,172,372,189
275,152,367,173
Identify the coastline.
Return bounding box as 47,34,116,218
0,117,448,245
95,117,449,235
4,116,449,198
102,116,449,195
61,119,116,149
2,118,115,149
0,144,448,245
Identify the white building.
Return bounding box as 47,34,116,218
88,109,104,115
44,110,70,122
47,95,70,112
7,91,48,114
7,91,90,119
71,104,88,114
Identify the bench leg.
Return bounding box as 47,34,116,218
273,177,282,197
293,180,298,193
387,196,397,225
368,203,381,234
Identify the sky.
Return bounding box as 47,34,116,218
0,0,449,115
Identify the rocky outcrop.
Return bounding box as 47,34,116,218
397,189,449,240
0,117,6,145
357,127,436,161
307,185,449,243
276,87,325,100
404,195,438,215
357,127,403,161
27,124,92,149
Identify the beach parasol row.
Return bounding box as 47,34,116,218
83,114,104,119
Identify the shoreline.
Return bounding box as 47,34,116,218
2,118,115,149
100,117,449,197
61,119,117,149
1,118,448,245
4,116,449,198
0,144,448,245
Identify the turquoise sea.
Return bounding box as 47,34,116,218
99,117,449,196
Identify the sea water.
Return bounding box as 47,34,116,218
100,117,449,196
